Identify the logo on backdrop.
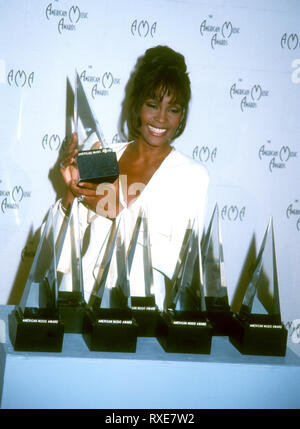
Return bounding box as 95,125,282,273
7,70,34,87
0,181,31,214
42,134,62,151
230,80,269,111
131,19,157,38
258,140,297,173
80,67,121,98
221,205,246,222
286,200,300,232
45,3,88,34
281,33,300,50
285,320,300,344
199,16,240,49
291,59,300,83
192,146,217,163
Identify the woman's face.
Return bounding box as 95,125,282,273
138,93,183,148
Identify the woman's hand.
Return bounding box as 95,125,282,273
59,132,80,210
75,181,103,213
60,132,79,185
59,133,113,215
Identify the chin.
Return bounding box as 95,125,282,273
146,133,173,147
148,139,171,148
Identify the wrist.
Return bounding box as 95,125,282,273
60,200,70,216
61,191,74,216
62,190,74,207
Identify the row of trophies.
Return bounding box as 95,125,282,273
9,200,288,357
8,71,287,356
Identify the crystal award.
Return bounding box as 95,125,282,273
130,209,160,337
74,71,119,184
9,206,64,352
57,198,86,333
66,76,76,137
157,219,212,354
202,204,234,335
229,218,288,356
83,215,138,352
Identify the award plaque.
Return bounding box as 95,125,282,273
57,198,86,333
74,71,119,184
83,216,138,352
229,218,288,356
202,205,234,336
157,220,212,354
9,207,64,352
130,210,160,337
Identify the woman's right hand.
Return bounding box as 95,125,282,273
59,133,111,215
60,132,79,185
59,132,79,209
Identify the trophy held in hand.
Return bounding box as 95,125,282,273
74,71,119,184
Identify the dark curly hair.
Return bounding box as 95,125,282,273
120,45,191,142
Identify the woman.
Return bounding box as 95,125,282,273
57,45,209,309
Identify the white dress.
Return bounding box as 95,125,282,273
53,142,210,310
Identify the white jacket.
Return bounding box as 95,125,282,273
53,143,209,310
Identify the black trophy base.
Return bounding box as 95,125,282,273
157,310,212,354
131,296,159,337
229,312,288,356
77,149,119,184
9,307,64,352
83,307,138,352
205,297,235,336
58,291,87,333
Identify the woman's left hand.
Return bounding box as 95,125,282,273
71,180,102,213
77,180,119,219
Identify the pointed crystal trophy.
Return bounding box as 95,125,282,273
130,209,160,337
9,206,64,352
202,204,234,335
157,219,212,354
57,198,86,333
66,76,76,137
74,71,119,184
83,215,138,352
229,218,288,356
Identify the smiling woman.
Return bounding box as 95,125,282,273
121,45,191,143
139,95,182,144
54,45,209,309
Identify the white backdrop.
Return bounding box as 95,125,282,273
0,0,299,356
